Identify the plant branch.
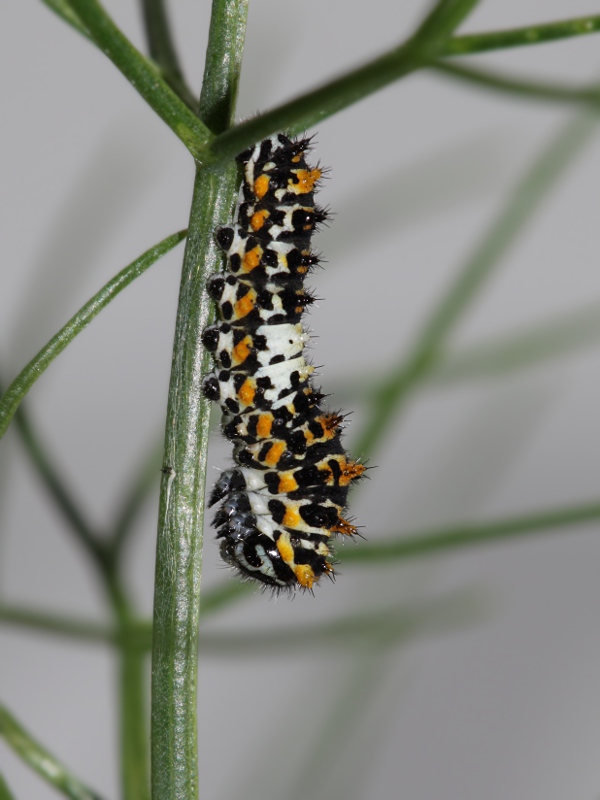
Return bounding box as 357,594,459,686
340,500,600,563
0,706,103,800
353,113,597,459
150,2,247,799
102,569,150,800
206,0,479,163
431,299,600,384
40,0,90,38
0,230,186,441
434,62,600,110
0,385,102,559
65,0,211,159
443,13,600,56
140,0,198,110
0,604,127,644
0,774,15,800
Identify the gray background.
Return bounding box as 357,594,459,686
2,1,600,798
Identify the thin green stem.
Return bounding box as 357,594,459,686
3,390,102,559
150,2,247,798
0,230,186,441
444,14,600,56
140,0,198,110
353,113,597,459
104,567,150,800
431,299,600,384
206,0,479,163
40,0,90,38
65,0,211,159
340,500,600,563
0,604,127,644
0,706,103,800
434,62,600,110
0,774,16,800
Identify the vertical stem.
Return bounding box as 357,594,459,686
105,566,150,800
150,2,248,799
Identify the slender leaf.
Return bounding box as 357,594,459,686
444,13,600,56
432,300,600,384
0,379,101,559
340,500,600,563
434,62,600,110
0,230,186,441
0,706,103,800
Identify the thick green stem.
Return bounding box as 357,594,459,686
150,162,237,800
150,2,247,797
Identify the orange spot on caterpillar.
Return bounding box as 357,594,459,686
332,517,357,536
278,473,298,493
256,414,273,438
250,210,268,231
319,413,343,439
232,337,252,364
242,246,262,272
283,505,301,528
276,533,295,564
292,168,322,194
235,292,255,318
238,379,255,406
295,564,315,588
265,441,285,466
254,174,270,199
339,460,366,487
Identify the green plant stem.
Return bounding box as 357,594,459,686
0,604,126,644
353,113,596,459
431,299,600,384
40,0,90,38
149,129,237,800
65,0,211,159
140,0,198,110
444,13,600,56
0,230,186,441
0,706,103,800
0,774,15,800
103,567,150,800
150,2,247,798
4,390,101,558
206,0,479,163
434,62,600,110
341,500,600,564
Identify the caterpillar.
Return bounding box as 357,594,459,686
202,133,364,591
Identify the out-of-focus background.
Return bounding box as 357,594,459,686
3,1,600,798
